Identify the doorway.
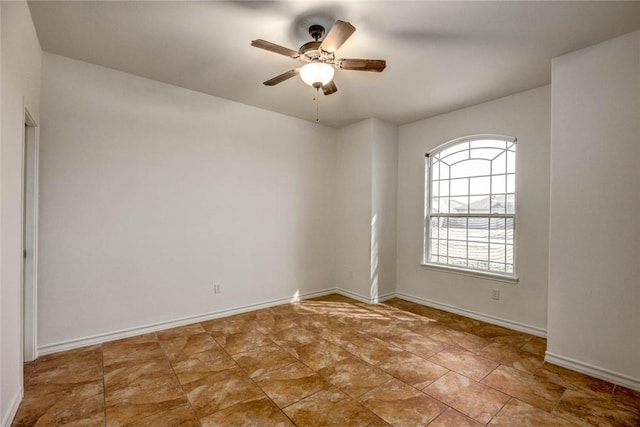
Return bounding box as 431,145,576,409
22,109,38,362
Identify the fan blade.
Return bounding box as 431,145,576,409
337,58,386,72
263,69,299,86
322,81,338,95
320,20,356,53
251,39,299,58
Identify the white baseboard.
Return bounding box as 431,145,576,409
1,387,23,427
395,291,547,338
335,288,396,304
36,287,545,358
33,287,640,392
37,288,337,356
545,352,640,391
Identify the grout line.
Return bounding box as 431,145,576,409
288,303,457,422
254,341,331,413
259,304,420,425
105,333,197,426
610,384,617,403
550,388,568,413
205,316,300,426
479,361,501,382
426,404,449,425
158,332,203,427
547,392,587,427
488,395,513,425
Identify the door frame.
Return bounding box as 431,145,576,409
22,105,39,363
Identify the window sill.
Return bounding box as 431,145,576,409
420,263,519,284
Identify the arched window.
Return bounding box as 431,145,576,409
425,135,516,276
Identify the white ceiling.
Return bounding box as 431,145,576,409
28,1,640,128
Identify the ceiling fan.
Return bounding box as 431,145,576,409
251,20,386,96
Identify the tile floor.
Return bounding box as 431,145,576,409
13,294,640,426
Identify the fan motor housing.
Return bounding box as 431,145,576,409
299,41,322,58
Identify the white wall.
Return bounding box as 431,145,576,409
397,86,551,333
335,119,398,302
335,120,373,298
0,1,42,424
548,31,640,388
38,53,337,350
371,120,398,299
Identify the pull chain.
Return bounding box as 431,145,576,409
316,88,320,122
312,87,320,122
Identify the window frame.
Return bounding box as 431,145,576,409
422,134,519,283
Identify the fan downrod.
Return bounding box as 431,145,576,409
308,25,325,41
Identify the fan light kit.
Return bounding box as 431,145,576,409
299,62,335,88
251,20,386,121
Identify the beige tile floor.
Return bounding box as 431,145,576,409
13,294,640,426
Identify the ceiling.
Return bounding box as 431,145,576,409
28,1,640,128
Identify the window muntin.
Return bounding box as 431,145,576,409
425,136,516,275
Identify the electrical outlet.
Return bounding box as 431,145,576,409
214,284,221,294
492,289,500,300
349,271,354,279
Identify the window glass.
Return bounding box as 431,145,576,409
425,136,516,275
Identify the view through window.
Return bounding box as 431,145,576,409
425,135,516,275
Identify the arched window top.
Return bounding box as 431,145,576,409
433,135,516,164
425,135,517,277
428,135,516,215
